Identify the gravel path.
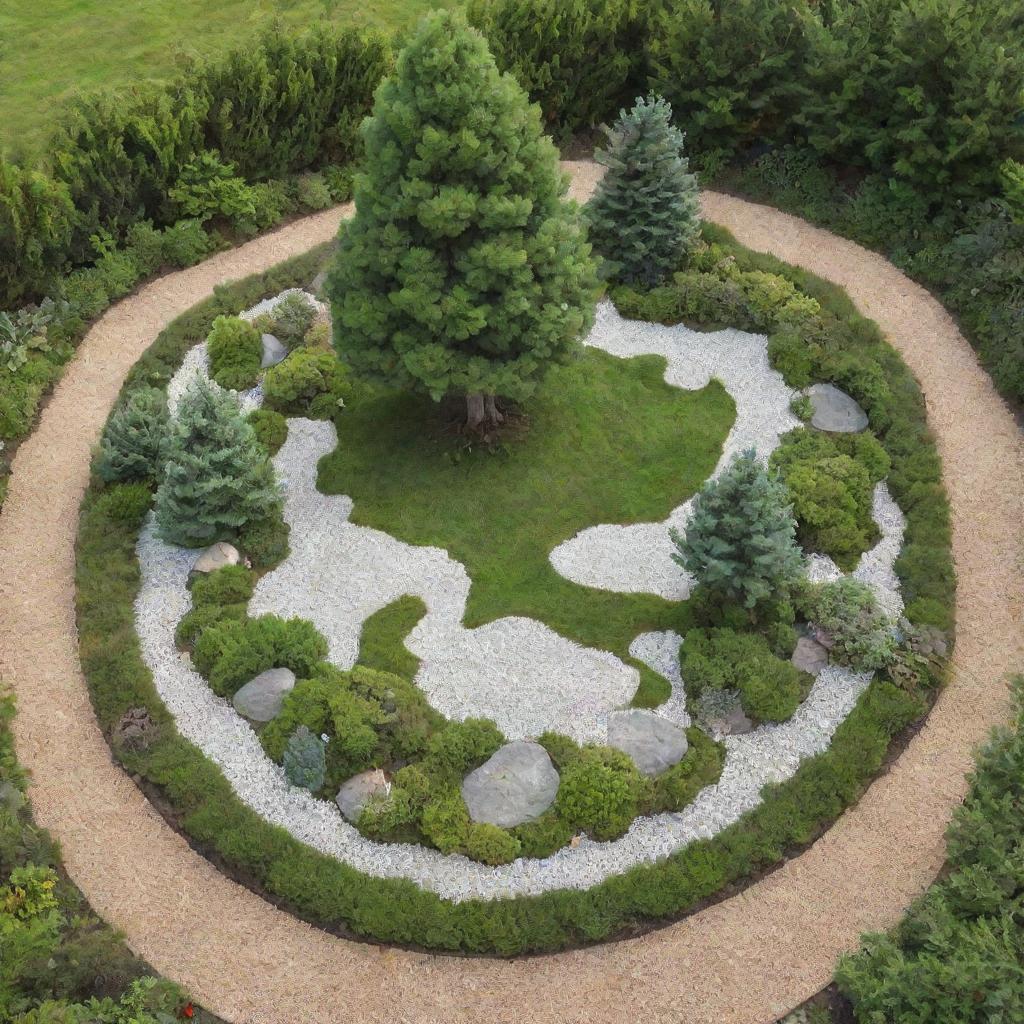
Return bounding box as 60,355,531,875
1,162,1022,1024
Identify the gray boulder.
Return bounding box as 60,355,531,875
606,710,688,776
695,690,754,739
232,667,295,723
791,635,829,675
336,768,390,823
191,541,240,575
462,741,559,827
261,333,288,368
807,383,869,433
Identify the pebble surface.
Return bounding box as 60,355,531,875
133,295,906,901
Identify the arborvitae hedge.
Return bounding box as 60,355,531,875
0,25,390,308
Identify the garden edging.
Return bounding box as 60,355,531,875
1,162,1022,1024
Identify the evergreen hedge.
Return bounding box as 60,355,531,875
75,234,951,955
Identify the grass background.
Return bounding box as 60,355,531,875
0,0,443,158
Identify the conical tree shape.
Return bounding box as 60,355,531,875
327,9,598,429
670,449,803,610
155,377,282,548
587,94,700,286
96,386,170,484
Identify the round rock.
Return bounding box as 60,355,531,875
261,333,288,368
791,635,829,675
607,710,688,776
336,768,390,823
461,741,559,828
191,541,240,575
231,667,295,723
807,383,869,433
695,690,754,739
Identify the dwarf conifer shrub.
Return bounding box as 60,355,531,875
328,9,598,431
270,292,318,350
671,449,803,610
284,726,327,792
154,377,282,547
96,387,170,484
555,746,642,841
206,315,262,391
804,577,896,672
587,94,701,285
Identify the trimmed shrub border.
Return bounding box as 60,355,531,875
76,205,948,952
2,174,1020,1021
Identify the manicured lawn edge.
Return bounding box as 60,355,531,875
76,233,950,956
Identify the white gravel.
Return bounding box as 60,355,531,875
133,293,907,901
549,302,801,599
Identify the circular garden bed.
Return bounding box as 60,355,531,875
76,220,953,954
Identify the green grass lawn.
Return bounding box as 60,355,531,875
0,0,441,158
319,347,734,701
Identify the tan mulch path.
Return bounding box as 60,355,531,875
1,162,1021,1024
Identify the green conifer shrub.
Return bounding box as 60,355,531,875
270,292,318,350
803,577,896,672
554,746,642,841
262,349,351,417
681,627,806,723
327,9,598,431
466,0,645,138
95,387,169,484
771,428,890,570
205,315,262,391
283,726,327,792
671,449,803,611
154,377,282,547
586,94,701,285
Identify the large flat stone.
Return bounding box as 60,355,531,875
695,689,754,739
807,383,869,433
191,541,240,575
791,635,829,675
461,741,559,827
336,768,390,822
607,710,688,776
261,333,287,368
232,667,295,723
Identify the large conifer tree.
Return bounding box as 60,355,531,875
587,94,700,286
327,9,598,430
155,377,282,548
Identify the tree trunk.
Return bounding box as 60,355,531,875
466,392,486,430
484,393,504,424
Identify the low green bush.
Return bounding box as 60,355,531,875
192,615,327,697
681,627,807,723
189,564,254,608
772,428,890,570
296,173,334,211
555,747,643,841
463,823,522,866
90,482,153,527
246,408,288,455
263,349,351,416
205,315,262,391
269,292,318,350
802,578,896,672
422,719,505,782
